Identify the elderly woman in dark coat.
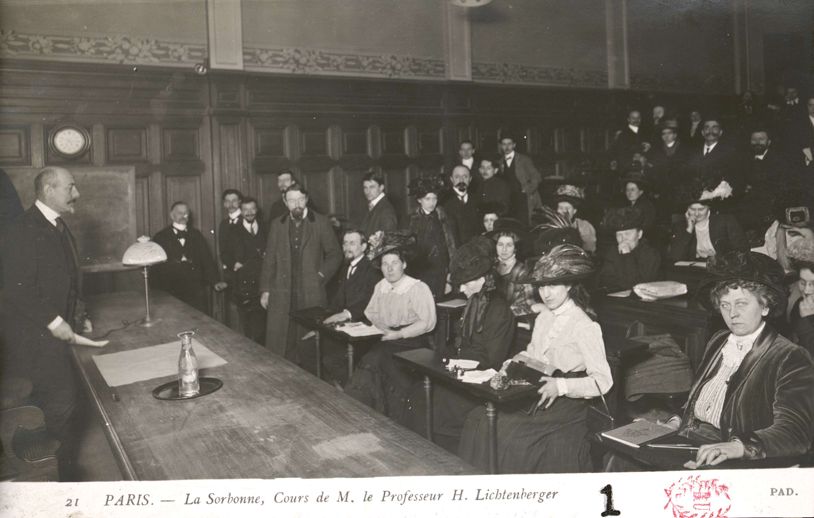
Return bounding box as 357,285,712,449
459,244,613,473
613,251,814,469
406,236,516,450
407,175,457,298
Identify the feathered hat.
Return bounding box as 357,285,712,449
529,206,582,256
601,206,644,232
519,244,594,286
408,174,446,199
366,230,416,262
549,183,586,209
696,250,787,317
449,236,496,286
788,239,814,272
674,175,733,211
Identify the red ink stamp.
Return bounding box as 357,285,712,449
664,475,731,518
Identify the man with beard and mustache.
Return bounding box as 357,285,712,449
260,184,342,361
266,170,317,222
443,165,480,245
736,129,792,241
227,197,267,345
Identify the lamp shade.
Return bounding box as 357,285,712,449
122,236,167,266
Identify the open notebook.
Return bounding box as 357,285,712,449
601,420,675,448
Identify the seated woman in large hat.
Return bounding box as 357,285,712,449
598,206,661,292
788,240,814,356
668,178,748,262
344,231,437,424
548,183,597,253
487,217,535,316
458,244,613,473
613,251,814,469
407,174,457,298
407,236,516,450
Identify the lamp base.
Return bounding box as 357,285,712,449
140,317,161,328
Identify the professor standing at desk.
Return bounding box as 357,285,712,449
260,184,341,361
2,166,91,478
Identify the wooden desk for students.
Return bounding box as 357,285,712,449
290,307,382,381
594,293,721,374
73,291,477,480
433,297,467,349
393,348,538,475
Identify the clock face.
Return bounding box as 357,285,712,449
52,126,89,157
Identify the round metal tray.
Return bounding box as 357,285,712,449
152,377,222,401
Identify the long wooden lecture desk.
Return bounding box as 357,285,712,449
73,291,476,480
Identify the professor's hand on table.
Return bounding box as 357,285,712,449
51,320,75,342
684,440,745,469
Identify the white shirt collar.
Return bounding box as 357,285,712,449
551,298,576,316
704,141,718,152
628,124,639,134
242,218,257,232
35,199,60,226
504,151,515,162
349,255,364,268
809,114,814,124
755,150,769,160
421,208,434,216
228,209,241,222
462,157,474,166
695,217,710,231
379,275,419,294
172,222,187,232
726,322,765,352
665,141,676,148
369,192,385,208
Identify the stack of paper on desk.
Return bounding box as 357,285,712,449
461,369,497,384
92,338,227,387
336,322,383,337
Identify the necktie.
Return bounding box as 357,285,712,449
251,222,258,235
704,146,710,156
55,217,78,269
347,264,356,279
174,229,188,240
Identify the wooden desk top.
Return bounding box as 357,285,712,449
290,307,383,343
394,348,538,405
75,291,476,480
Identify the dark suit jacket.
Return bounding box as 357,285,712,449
218,216,242,278
502,152,541,196
598,241,661,292
328,256,380,320
152,225,218,288
648,142,690,191
684,141,742,192
360,196,398,237
680,326,814,459
2,205,82,378
443,194,480,245
473,176,511,216
667,214,748,262
229,220,267,305
613,126,647,159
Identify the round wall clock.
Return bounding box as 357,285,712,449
49,124,91,159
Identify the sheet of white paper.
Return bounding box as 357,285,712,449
336,322,383,337
607,289,632,298
674,260,706,268
461,369,497,384
91,338,227,387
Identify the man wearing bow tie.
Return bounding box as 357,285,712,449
227,197,267,345
152,201,226,313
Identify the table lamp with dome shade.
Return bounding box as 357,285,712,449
122,236,167,327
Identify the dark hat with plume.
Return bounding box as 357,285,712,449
529,206,582,256
519,244,594,286
549,182,586,209
408,174,446,199
449,236,495,286
697,250,787,317
366,230,416,262
673,176,733,211
618,171,651,192
602,206,644,232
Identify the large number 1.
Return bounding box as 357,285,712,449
600,484,621,516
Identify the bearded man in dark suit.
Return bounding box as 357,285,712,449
443,165,480,245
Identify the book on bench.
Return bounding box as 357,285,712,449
600,420,675,448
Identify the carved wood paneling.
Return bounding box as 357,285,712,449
107,127,148,163
163,127,200,161
0,126,30,166
165,175,202,227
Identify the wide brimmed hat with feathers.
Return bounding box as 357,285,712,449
529,206,582,256
788,240,814,272
449,236,495,286
408,174,446,199
366,230,416,262
696,250,787,317
602,206,644,232
549,183,586,209
674,176,733,210
519,244,594,286
486,217,528,241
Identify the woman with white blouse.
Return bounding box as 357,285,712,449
459,244,612,473
345,231,436,424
